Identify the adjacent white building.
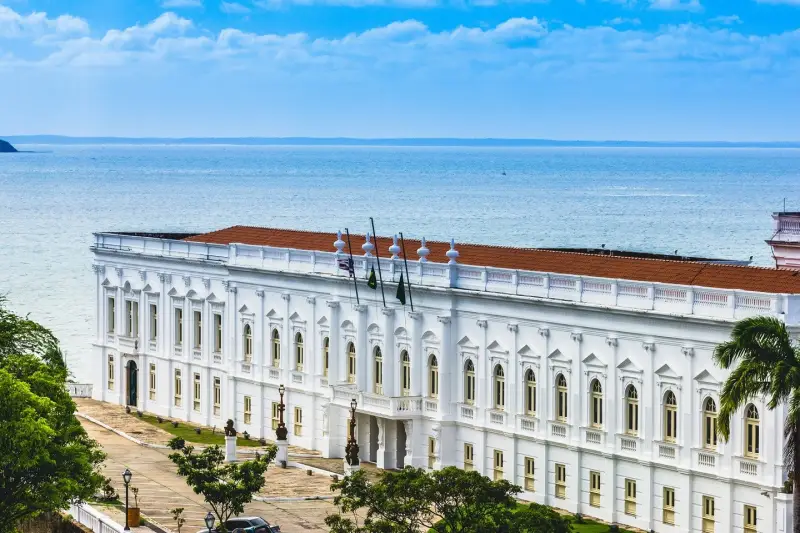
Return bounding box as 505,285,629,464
91,219,800,533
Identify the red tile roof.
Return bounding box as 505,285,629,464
184,225,800,294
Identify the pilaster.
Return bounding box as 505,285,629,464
326,300,341,384
354,304,368,391
410,311,423,397
438,315,452,418
382,308,396,397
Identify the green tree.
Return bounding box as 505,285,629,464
0,299,105,533
506,504,572,533
714,316,800,530
168,439,276,532
325,467,520,533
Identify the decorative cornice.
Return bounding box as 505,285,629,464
182,276,192,288
138,270,147,282
507,323,518,332
538,327,550,338
681,346,695,357
571,332,583,343
326,300,340,309
642,341,656,352
476,319,488,328
605,336,618,347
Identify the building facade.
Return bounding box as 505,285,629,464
91,225,800,533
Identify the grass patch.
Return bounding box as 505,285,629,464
570,518,636,533
137,413,266,447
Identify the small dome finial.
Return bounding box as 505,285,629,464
446,238,459,265
389,234,401,260
362,232,374,257
417,237,430,263
334,230,345,255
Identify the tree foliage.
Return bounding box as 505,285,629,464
506,504,572,533
0,298,105,533
325,466,534,533
168,439,276,532
714,315,800,532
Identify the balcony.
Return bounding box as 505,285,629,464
487,410,507,426
459,404,476,422
618,434,639,453
518,415,537,433
331,384,423,419
549,421,568,439
582,427,604,446
694,449,719,469
737,457,759,477
657,442,678,460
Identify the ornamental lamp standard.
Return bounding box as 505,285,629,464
276,384,287,441
345,398,360,466
122,468,133,531
204,511,216,533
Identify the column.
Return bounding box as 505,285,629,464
410,312,423,397
570,332,583,443
377,418,397,469
382,309,395,396
438,315,452,417
307,296,317,448
507,323,518,430
282,293,291,380
355,304,368,391
606,337,618,449
681,346,694,466
539,327,550,437
477,319,488,410
327,301,341,384
643,342,655,458
403,420,415,467
226,284,238,424
256,289,265,381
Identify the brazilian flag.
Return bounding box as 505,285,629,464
367,266,377,290
396,273,406,305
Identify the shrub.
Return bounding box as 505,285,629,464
168,436,186,450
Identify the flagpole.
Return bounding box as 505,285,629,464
399,232,414,312
370,217,387,307
345,228,360,305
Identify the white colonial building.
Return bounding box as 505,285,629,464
91,220,800,533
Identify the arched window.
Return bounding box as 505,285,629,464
295,332,304,371
347,342,356,383
664,391,678,442
429,355,439,398
464,360,475,404
374,347,383,394
626,385,639,436
322,337,330,377
401,351,411,396
556,374,568,421
494,365,505,410
271,329,281,368
243,324,253,362
525,369,536,415
591,379,603,428
703,397,718,449
745,404,760,458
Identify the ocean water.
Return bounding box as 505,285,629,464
1,144,798,383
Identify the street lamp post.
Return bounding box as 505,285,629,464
276,384,287,441
204,511,215,533
122,468,132,531
345,398,360,469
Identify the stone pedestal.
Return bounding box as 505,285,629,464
344,460,361,476
276,440,288,466
225,435,237,462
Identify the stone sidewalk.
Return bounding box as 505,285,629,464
82,420,341,533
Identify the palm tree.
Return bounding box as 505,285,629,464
714,316,800,530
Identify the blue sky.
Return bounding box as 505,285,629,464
0,0,798,140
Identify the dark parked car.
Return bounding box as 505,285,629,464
197,517,280,533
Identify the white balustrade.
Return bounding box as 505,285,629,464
460,405,475,420
291,372,304,384
213,353,223,364
698,452,716,468
69,503,124,533
585,430,602,445
193,350,202,361
740,460,758,476
621,437,637,452
67,383,93,398
551,423,567,438
489,411,506,425
424,400,438,413
268,368,280,380
519,416,536,432
240,362,251,373
658,444,676,459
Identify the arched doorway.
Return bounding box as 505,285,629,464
126,360,138,407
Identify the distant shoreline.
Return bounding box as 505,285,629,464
4,135,800,149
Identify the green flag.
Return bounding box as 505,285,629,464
367,266,377,290
396,273,406,305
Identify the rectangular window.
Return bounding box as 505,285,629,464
663,487,675,525
213,314,223,353
744,505,757,532
126,300,138,336
150,304,158,341
702,496,715,533
294,407,303,436
589,471,600,507
193,311,202,349
149,363,156,400
213,377,221,416
193,373,201,412
272,402,280,430
428,437,436,469
625,479,637,516
174,308,183,345
555,464,566,499
107,297,116,333
174,369,182,407
524,457,535,492
464,444,474,471
244,396,252,424
493,450,504,481
107,355,115,390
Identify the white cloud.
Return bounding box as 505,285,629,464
0,5,89,38
649,0,702,11
161,0,204,7
606,17,641,25
710,15,741,25
220,1,251,12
